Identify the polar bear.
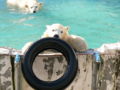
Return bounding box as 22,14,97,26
42,24,88,51
22,24,88,54
7,0,43,13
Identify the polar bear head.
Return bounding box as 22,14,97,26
25,2,43,13
42,24,69,40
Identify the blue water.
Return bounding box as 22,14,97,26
0,0,120,49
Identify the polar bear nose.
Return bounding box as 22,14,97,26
33,11,36,13
54,34,59,38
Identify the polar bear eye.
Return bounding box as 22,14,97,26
61,31,63,33
52,29,55,32
35,6,38,8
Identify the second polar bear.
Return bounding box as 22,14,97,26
42,24,88,51
7,0,43,13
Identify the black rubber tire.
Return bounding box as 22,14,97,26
21,38,78,90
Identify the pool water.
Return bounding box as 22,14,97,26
0,0,120,49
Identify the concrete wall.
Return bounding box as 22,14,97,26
0,42,120,90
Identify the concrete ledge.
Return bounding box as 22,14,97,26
0,42,120,90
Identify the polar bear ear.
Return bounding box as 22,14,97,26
39,2,43,6
25,5,28,8
65,26,70,31
46,25,51,29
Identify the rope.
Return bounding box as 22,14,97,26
15,53,21,63
77,49,101,62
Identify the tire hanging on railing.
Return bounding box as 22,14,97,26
21,38,78,90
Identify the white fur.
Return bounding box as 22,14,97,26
21,42,33,54
22,24,88,54
7,0,43,13
42,24,88,51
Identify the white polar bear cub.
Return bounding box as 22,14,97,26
42,24,88,51
7,0,43,13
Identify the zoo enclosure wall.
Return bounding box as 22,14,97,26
0,47,120,90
